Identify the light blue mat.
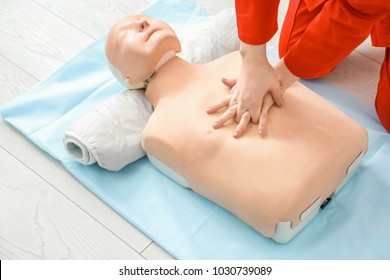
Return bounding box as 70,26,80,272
1,0,390,259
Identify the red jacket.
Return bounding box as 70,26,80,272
235,0,390,78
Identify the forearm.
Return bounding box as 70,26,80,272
274,58,299,93
235,0,280,45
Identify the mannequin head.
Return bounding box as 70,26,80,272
105,14,181,88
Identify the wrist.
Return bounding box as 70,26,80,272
239,42,267,63
274,58,299,91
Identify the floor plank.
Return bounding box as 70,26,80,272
0,119,154,255
0,0,93,80
33,0,153,39
0,146,143,259
0,56,38,106
356,37,386,64
325,50,381,109
142,242,175,260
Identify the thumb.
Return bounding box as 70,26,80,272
221,78,237,89
270,86,285,108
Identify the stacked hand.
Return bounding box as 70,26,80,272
207,43,292,138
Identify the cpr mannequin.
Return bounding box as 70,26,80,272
106,14,368,242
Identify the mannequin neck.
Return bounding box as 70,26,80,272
133,51,177,90
146,56,195,107
155,51,177,71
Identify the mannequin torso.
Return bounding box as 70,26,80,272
142,51,367,237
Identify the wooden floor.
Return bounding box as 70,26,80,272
0,0,384,259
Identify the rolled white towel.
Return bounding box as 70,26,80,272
63,89,153,171
63,135,97,165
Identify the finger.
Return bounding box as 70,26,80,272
206,95,231,114
212,104,237,129
233,110,251,138
221,78,237,89
235,100,263,124
228,95,238,107
248,107,261,125
269,87,285,108
258,94,274,135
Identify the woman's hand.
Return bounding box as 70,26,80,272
207,44,299,138
206,43,285,138
206,78,275,138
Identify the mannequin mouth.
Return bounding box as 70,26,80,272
146,28,162,41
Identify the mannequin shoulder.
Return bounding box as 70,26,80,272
201,51,241,70
199,51,241,79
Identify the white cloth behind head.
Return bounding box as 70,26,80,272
179,8,239,63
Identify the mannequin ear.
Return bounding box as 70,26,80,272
125,76,146,90
125,77,132,86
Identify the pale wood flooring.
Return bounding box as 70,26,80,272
0,0,384,259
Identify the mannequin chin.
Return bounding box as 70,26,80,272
107,50,177,90
155,51,176,71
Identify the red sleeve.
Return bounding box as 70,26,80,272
235,0,280,45
284,0,390,79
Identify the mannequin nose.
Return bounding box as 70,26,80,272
138,19,150,31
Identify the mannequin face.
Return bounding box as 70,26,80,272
105,14,181,86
